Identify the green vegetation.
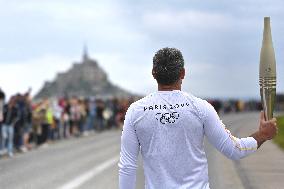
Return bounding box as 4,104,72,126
273,116,284,149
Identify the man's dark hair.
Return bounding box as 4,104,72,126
153,47,184,85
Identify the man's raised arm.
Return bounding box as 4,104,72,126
204,101,277,160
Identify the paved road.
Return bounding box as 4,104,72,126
207,112,284,189
0,130,143,189
0,113,283,189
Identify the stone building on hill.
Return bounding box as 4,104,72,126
35,47,132,99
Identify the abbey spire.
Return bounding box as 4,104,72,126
83,44,89,62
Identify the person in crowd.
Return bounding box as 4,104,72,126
78,98,87,135
116,99,129,129
108,98,119,129
95,99,105,131
209,100,222,114
1,97,19,157
0,88,5,123
46,102,54,141
37,99,52,145
52,100,63,140
62,99,71,138
86,97,96,131
32,101,43,145
0,88,5,151
70,97,81,136
22,93,33,151
13,94,25,151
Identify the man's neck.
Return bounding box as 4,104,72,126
158,82,181,91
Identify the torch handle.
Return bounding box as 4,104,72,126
259,77,276,121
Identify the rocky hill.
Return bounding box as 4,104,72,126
35,49,132,99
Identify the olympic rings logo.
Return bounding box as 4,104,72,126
155,112,179,124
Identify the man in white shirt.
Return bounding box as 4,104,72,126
118,47,277,189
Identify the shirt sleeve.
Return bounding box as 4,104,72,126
118,106,140,189
203,101,258,160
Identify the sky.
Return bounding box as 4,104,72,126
0,0,283,99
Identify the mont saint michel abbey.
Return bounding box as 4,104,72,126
35,47,131,99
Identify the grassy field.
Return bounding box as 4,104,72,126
273,116,284,149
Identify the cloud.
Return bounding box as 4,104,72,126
93,52,155,95
142,10,231,33
17,1,120,23
0,0,150,57
0,55,74,98
183,62,255,98
0,0,283,99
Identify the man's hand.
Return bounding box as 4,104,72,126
259,111,278,140
251,111,278,148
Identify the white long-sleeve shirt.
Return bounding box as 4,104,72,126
119,90,257,189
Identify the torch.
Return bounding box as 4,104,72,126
259,17,277,121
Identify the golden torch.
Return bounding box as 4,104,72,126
259,17,277,121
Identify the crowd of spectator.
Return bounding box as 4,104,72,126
0,88,134,158
208,99,263,114
0,87,271,159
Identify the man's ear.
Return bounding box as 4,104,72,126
180,68,185,79
152,69,156,79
